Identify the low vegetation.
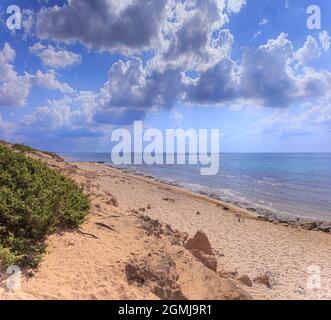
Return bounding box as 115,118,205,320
11,143,37,154
0,144,90,268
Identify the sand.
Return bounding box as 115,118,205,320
1,153,331,300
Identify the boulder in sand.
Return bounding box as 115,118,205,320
254,273,272,288
125,253,187,300
185,231,217,272
238,275,253,287
185,230,213,255
190,249,217,272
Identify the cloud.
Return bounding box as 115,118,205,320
22,9,35,39
170,109,183,126
95,57,183,124
0,114,5,130
249,109,309,137
0,42,77,108
294,35,321,65
19,29,331,131
259,18,268,25
18,92,103,140
185,33,331,110
185,33,298,107
297,67,331,100
0,114,13,136
0,43,31,107
150,1,237,72
319,30,330,52
254,31,261,39
19,57,183,127
32,70,74,93
35,0,245,72
250,97,331,138
93,108,148,126
185,58,238,104
227,0,247,14
240,33,331,108
6,0,331,141
36,0,167,53
30,43,81,68
240,33,297,108
22,98,73,128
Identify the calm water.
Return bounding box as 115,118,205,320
61,153,331,222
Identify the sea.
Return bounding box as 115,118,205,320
60,153,331,222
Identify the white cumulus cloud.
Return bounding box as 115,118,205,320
30,43,81,68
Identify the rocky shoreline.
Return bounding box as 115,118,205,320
197,190,331,233
102,164,331,234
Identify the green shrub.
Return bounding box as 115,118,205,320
12,143,37,154
0,144,90,268
43,151,64,161
0,246,20,266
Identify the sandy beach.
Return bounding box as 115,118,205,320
1,152,331,300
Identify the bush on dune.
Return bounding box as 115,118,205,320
0,144,90,268
11,143,37,154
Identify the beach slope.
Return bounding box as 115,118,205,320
1,151,331,300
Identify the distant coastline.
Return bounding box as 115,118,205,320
61,152,331,226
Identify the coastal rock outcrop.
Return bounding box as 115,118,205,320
185,230,213,255
185,231,218,272
139,215,188,246
125,253,187,300
254,273,272,288
238,275,253,287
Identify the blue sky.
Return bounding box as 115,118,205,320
0,0,330,152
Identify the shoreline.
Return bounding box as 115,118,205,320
93,162,331,234
3,153,331,300
82,161,331,299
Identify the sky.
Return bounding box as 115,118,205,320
0,0,330,152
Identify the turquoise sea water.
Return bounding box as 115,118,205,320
61,153,331,222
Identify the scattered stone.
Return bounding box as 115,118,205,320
158,187,171,191
27,270,35,278
255,210,331,233
139,216,188,246
162,197,175,202
147,204,152,210
196,211,201,215
125,254,187,300
301,222,318,231
214,249,225,257
65,240,75,246
254,273,272,288
139,208,146,212
107,195,119,207
238,275,253,287
319,222,331,233
219,270,239,279
256,216,267,221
